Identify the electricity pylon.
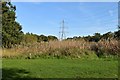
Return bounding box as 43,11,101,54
59,20,67,41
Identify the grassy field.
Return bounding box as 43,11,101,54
2,58,118,79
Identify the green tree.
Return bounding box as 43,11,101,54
22,33,37,44
92,33,101,42
101,32,114,41
2,2,23,48
0,2,2,46
114,26,120,40
38,35,48,42
47,35,58,41
83,35,92,42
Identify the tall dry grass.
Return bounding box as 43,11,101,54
2,39,120,58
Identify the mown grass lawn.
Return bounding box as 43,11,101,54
2,58,118,79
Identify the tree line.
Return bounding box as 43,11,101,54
67,29,120,42
1,2,120,48
2,2,58,48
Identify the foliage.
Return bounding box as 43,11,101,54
1,2,120,59
21,32,37,45
2,40,119,59
2,1,58,48
114,26,120,40
36,35,58,42
67,33,102,42
101,32,114,40
2,2,23,48
37,34,48,42
47,35,58,41
66,31,119,43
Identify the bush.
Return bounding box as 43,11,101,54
2,40,119,59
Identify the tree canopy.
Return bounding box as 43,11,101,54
1,2,120,49
2,2,23,48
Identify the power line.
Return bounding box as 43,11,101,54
59,20,67,41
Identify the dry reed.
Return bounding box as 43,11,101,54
2,39,120,58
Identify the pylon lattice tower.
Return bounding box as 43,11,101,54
59,20,67,41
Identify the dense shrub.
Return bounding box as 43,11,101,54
2,39,119,59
